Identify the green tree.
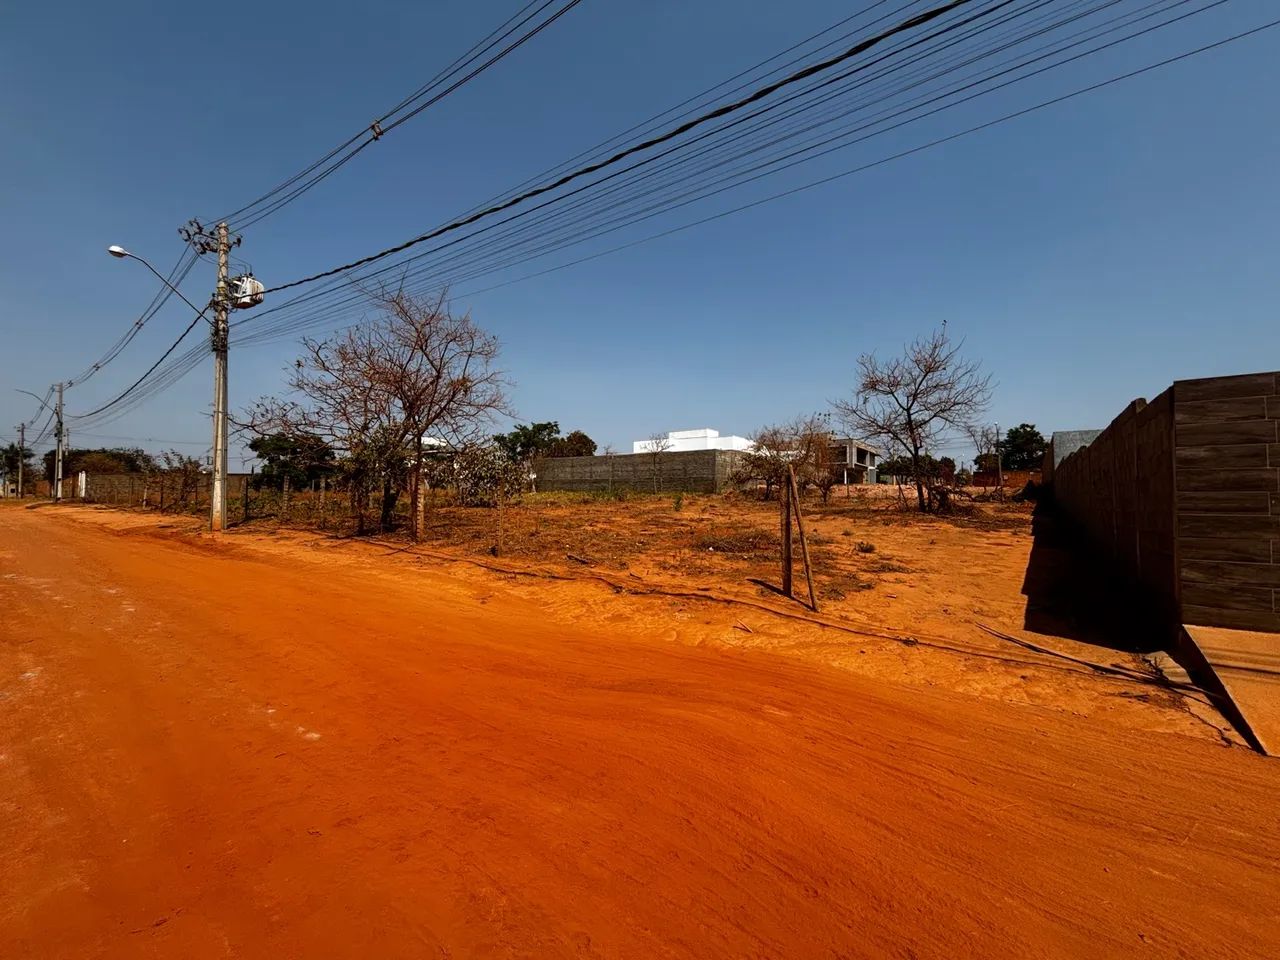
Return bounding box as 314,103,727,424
1000,423,1047,470
494,421,561,462
2,442,35,485
547,430,597,458
248,432,335,491
44,447,157,481
449,444,527,506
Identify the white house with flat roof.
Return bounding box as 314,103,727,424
632,428,753,454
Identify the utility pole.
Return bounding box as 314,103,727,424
53,382,65,502
16,422,24,498
210,222,231,531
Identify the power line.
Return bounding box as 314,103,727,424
30,407,56,447
211,0,587,230
414,0,1203,296
69,2,1271,430
17,386,55,427
233,2,1042,338
214,0,550,224
72,305,210,420
64,432,209,446
258,0,986,295
379,0,586,137
63,245,200,389
70,343,209,432
240,0,1208,317
451,14,1280,297
229,1,965,335
235,0,1207,342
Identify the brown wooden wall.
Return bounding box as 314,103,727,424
1053,371,1280,633
1174,372,1280,632
1053,393,1177,617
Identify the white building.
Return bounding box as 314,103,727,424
632,428,753,454
829,438,880,484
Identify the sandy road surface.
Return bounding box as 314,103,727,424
1,507,1278,959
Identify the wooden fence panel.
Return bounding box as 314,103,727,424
1055,372,1280,632
1174,372,1280,631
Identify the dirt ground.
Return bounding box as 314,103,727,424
2,501,1278,958
174,487,1233,739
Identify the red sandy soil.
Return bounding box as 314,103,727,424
2,504,1278,958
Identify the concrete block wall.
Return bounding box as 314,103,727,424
532,450,744,494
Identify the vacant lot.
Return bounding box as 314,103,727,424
137,486,1229,737
4,501,1277,958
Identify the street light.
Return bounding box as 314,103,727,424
14,387,50,410
106,245,211,322
107,237,230,530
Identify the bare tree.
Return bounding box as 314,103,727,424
967,422,997,470
812,439,840,504
832,328,991,512
734,415,833,500
159,450,202,513
646,432,672,493
245,288,509,536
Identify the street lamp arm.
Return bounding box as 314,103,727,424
108,246,213,325
14,388,50,411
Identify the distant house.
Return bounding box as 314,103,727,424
632,428,753,453
828,438,879,484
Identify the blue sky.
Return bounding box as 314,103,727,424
1,0,1277,466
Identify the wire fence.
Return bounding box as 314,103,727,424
65,470,361,529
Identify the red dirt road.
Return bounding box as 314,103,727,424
2,508,1278,959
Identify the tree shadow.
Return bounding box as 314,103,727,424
1021,501,1166,655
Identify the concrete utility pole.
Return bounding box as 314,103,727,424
53,382,65,502
111,226,243,532
16,422,24,498
210,221,230,532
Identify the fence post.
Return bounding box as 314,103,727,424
495,487,504,557
788,465,819,613
780,475,793,598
